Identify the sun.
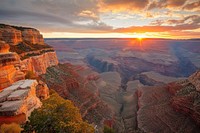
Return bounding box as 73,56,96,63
138,37,143,41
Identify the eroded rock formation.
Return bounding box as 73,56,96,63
0,24,44,45
40,64,113,132
0,41,24,90
21,29,44,45
136,71,200,133
0,80,42,124
21,52,58,76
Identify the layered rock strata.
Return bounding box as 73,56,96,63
0,80,42,124
40,64,113,132
0,41,24,90
0,24,44,45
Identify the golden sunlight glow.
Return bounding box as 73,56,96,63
138,37,143,41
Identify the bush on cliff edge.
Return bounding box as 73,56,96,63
22,90,94,133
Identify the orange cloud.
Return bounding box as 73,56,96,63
148,0,188,10
114,24,199,33
183,1,200,11
99,0,149,12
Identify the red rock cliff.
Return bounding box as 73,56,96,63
0,24,44,45
0,24,58,89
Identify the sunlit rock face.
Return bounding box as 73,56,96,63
21,52,58,76
0,41,24,90
22,29,44,45
0,24,58,77
0,80,42,124
0,26,22,45
0,41,10,53
0,24,44,45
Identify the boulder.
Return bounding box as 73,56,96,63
0,79,42,124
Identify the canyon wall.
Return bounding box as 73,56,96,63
0,24,51,125
0,24,44,45
0,24,58,89
21,52,58,76
0,41,24,90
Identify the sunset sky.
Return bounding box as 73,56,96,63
0,0,200,39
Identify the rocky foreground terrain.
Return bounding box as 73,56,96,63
0,24,200,133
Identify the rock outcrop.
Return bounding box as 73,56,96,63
0,41,24,90
0,24,58,80
0,24,44,45
135,71,200,132
170,71,200,127
21,52,58,76
137,85,200,133
0,25,22,45
21,29,44,45
0,80,42,124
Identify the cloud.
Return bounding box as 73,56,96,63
166,15,200,25
148,0,188,10
114,16,200,33
99,0,149,12
0,0,105,32
183,1,200,11
149,15,200,26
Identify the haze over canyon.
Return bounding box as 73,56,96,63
0,0,200,132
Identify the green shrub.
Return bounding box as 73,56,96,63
22,90,94,133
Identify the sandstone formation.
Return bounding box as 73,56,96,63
0,25,22,45
0,41,10,53
0,24,54,126
21,52,58,76
21,29,44,45
0,24,44,45
0,80,42,124
0,24,58,85
0,41,25,90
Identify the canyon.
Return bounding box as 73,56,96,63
0,24,200,133
46,38,200,132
